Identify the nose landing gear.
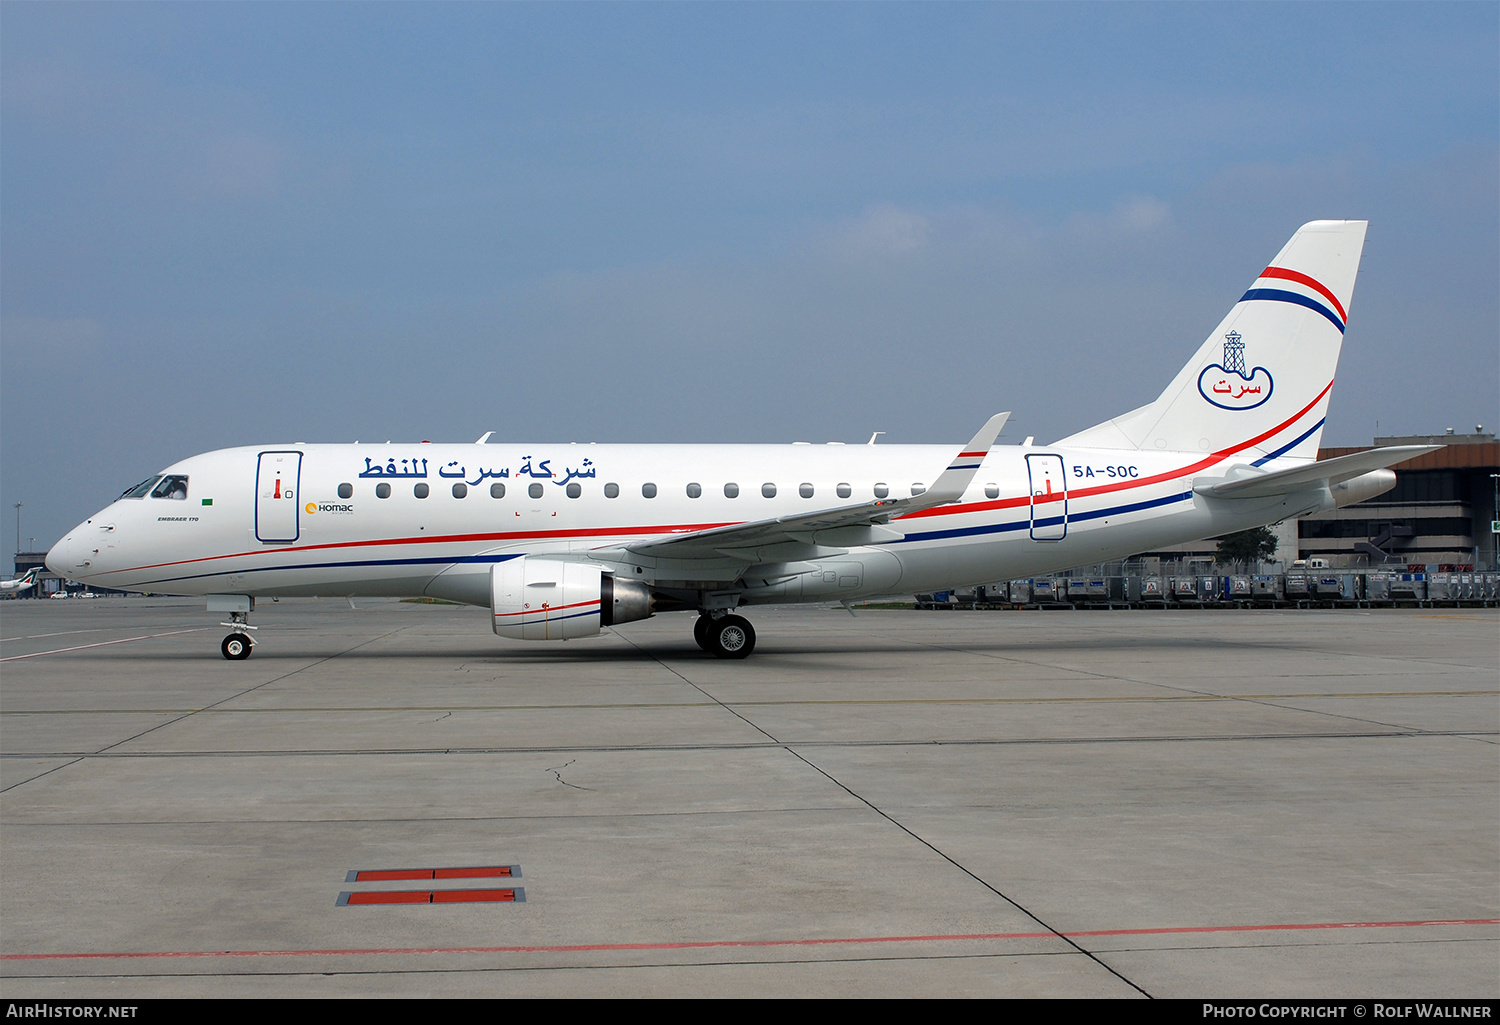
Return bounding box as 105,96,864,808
209,595,257,660
221,631,253,660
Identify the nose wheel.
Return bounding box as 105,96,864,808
221,633,253,660
217,605,257,660
699,614,755,659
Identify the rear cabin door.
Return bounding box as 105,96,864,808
256,451,303,543
1026,454,1067,541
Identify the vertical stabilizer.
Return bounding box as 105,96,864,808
1057,220,1367,462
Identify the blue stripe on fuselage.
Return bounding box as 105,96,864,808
138,489,1199,587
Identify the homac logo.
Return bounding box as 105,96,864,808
306,502,354,515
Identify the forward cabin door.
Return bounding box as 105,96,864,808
1026,454,1067,541
256,451,303,543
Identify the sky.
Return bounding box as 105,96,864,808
3,2,1497,552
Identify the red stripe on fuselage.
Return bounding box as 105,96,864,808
95,521,740,579
899,378,1335,520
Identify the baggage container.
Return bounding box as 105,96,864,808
1312,575,1342,599
1251,575,1283,600
1390,573,1425,601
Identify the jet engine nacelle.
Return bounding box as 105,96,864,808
1332,469,1397,508
491,558,653,640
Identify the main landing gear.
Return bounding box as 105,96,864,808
694,612,756,659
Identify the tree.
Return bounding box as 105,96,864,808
1215,526,1279,567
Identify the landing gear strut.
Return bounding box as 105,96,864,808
697,613,756,660
214,602,256,661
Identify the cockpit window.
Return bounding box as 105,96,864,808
150,475,189,500
120,477,161,500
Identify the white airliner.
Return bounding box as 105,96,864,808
48,220,1435,660
0,567,41,595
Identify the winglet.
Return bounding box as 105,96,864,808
925,412,1010,503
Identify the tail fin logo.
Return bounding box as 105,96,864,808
1197,331,1274,410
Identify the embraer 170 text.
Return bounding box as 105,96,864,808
49,221,1435,660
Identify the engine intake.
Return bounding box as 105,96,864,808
491,558,653,640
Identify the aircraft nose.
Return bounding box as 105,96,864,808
45,535,78,577
45,538,67,577
46,525,99,578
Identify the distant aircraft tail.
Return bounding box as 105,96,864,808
1058,219,1368,462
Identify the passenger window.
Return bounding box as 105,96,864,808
120,477,161,500
836,483,851,499
376,483,391,499
452,483,467,498
490,482,506,499
799,483,814,498
686,483,702,498
414,483,429,499
642,483,657,498
338,483,353,499
724,483,739,498
984,483,999,499
761,483,777,498
874,483,889,499
150,475,189,500
911,483,926,496
529,482,544,499
566,482,581,499
604,482,619,498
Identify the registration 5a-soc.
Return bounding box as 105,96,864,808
1073,465,1140,479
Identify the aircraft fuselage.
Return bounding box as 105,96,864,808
48,438,1309,607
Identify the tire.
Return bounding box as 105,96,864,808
693,615,714,651
707,615,755,660
221,634,252,660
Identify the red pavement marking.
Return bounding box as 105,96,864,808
344,889,517,905
352,866,514,882
434,866,513,879
2,918,1493,961
345,891,433,906
431,889,517,904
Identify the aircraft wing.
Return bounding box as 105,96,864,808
1194,445,1440,500
613,413,1010,561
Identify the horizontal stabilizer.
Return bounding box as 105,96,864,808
1194,446,1439,499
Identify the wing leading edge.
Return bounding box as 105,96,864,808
604,412,1010,562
